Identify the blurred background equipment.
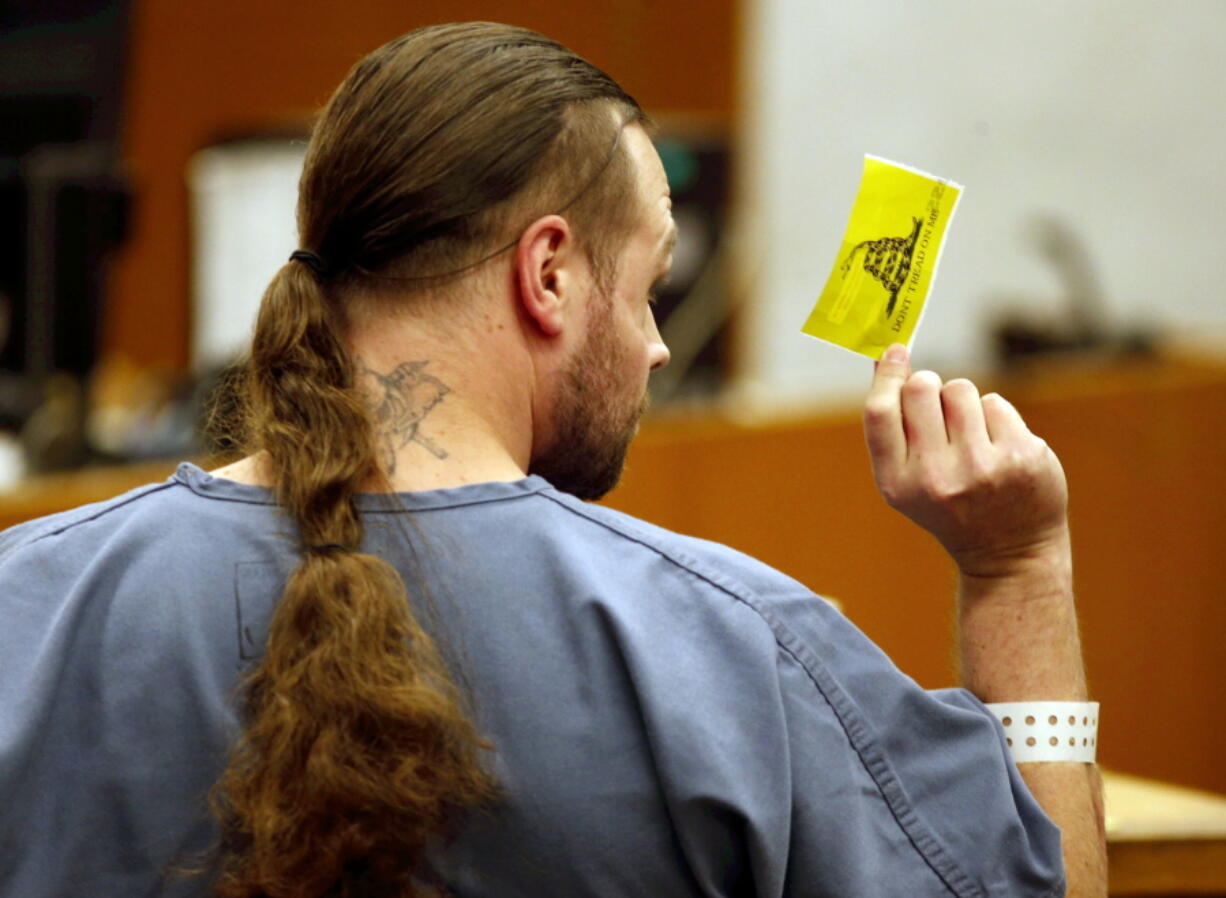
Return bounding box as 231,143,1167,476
646,128,731,403
990,214,1155,367
0,0,133,471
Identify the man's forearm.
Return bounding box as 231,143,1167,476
957,528,1085,702
957,529,1106,897
861,347,1106,894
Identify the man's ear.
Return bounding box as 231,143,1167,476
515,214,577,338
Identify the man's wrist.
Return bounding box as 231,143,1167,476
954,524,1072,593
955,521,1086,701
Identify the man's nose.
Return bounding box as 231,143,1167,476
649,340,671,371
646,314,670,371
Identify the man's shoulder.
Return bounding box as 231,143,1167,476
0,462,267,568
0,464,283,673
0,477,177,562
534,485,820,604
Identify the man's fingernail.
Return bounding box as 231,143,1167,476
884,344,907,364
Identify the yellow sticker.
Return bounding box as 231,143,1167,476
801,155,963,360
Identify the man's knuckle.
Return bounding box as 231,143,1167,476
864,398,893,422
965,447,997,479
941,378,977,398
916,465,957,501
931,480,968,504
903,371,940,395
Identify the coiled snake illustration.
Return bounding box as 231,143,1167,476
839,216,923,317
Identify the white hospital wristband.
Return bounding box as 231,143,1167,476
986,702,1099,763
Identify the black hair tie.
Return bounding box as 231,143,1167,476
289,249,332,278
305,542,352,555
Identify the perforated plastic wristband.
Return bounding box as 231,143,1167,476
985,701,1099,763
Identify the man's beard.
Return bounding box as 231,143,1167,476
529,295,648,501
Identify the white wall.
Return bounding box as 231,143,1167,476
736,0,1226,406
190,141,307,371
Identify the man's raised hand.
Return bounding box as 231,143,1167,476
863,344,1070,579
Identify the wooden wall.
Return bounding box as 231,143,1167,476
107,0,737,369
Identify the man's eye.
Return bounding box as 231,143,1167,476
648,276,669,306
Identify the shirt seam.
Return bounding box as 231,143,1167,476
359,486,550,514
2,481,175,549
539,489,990,898
173,465,553,513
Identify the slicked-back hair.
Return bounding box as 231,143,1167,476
302,22,648,293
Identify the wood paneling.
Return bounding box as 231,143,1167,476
106,0,737,368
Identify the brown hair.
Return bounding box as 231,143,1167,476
208,22,646,898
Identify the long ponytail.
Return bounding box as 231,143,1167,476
206,22,646,897
209,265,494,898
